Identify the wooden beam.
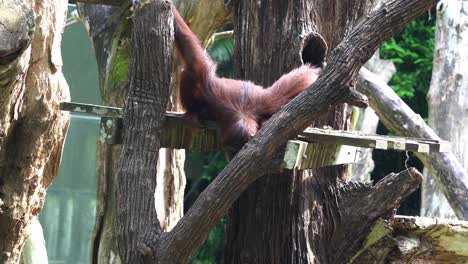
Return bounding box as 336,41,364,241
61,102,358,169
68,0,126,6
299,128,450,153
60,101,122,117
60,102,450,154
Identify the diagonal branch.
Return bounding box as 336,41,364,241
318,167,423,262
343,168,423,221
149,0,437,262
358,67,468,219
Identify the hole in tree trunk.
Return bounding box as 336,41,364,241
301,34,327,68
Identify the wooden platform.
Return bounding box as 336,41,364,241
61,102,450,169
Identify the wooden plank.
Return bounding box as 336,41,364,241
298,128,449,153
162,113,219,151
283,141,357,169
60,102,122,117
60,102,450,153
298,129,389,150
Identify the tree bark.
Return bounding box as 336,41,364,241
0,0,70,262
224,1,377,262
77,1,231,263
113,1,174,263
422,0,468,219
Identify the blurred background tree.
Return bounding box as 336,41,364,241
373,13,435,216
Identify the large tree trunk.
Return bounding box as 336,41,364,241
422,0,468,219
77,1,231,263
113,1,174,262
0,0,70,263
224,1,393,263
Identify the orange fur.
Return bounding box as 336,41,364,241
173,7,320,148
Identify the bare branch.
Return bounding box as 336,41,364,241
358,67,468,220
316,167,423,262
345,168,422,220
204,30,233,48
336,89,369,108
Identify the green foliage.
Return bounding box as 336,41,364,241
380,14,435,116
191,219,226,264
184,152,227,207
187,35,234,263
186,151,227,264
373,13,436,216
207,36,235,78
109,17,132,89
110,43,130,87
199,152,227,179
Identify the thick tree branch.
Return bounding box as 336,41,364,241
358,67,468,220
307,167,422,263
354,216,468,262
114,0,173,263
344,168,422,220
337,89,369,108
151,0,437,262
